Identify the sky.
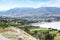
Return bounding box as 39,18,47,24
0,0,60,11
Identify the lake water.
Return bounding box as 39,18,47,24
32,22,60,30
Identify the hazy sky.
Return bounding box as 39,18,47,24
0,0,60,11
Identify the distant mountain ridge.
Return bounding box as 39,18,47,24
0,7,60,17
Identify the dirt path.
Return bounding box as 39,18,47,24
0,34,11,40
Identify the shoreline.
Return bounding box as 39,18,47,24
32,21,60,30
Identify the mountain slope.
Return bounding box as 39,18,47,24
0,7,60,17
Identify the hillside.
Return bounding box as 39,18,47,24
0,28,37,40
0,7,60,17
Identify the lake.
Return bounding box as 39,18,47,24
32,22,60,30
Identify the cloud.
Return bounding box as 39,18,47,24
0,4,18,11
0,0,60,11
45,0,60,7
33,0,60,8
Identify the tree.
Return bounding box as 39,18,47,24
33,30,39,39
45,34,54,40
47,20,52,22
24,27,30,33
